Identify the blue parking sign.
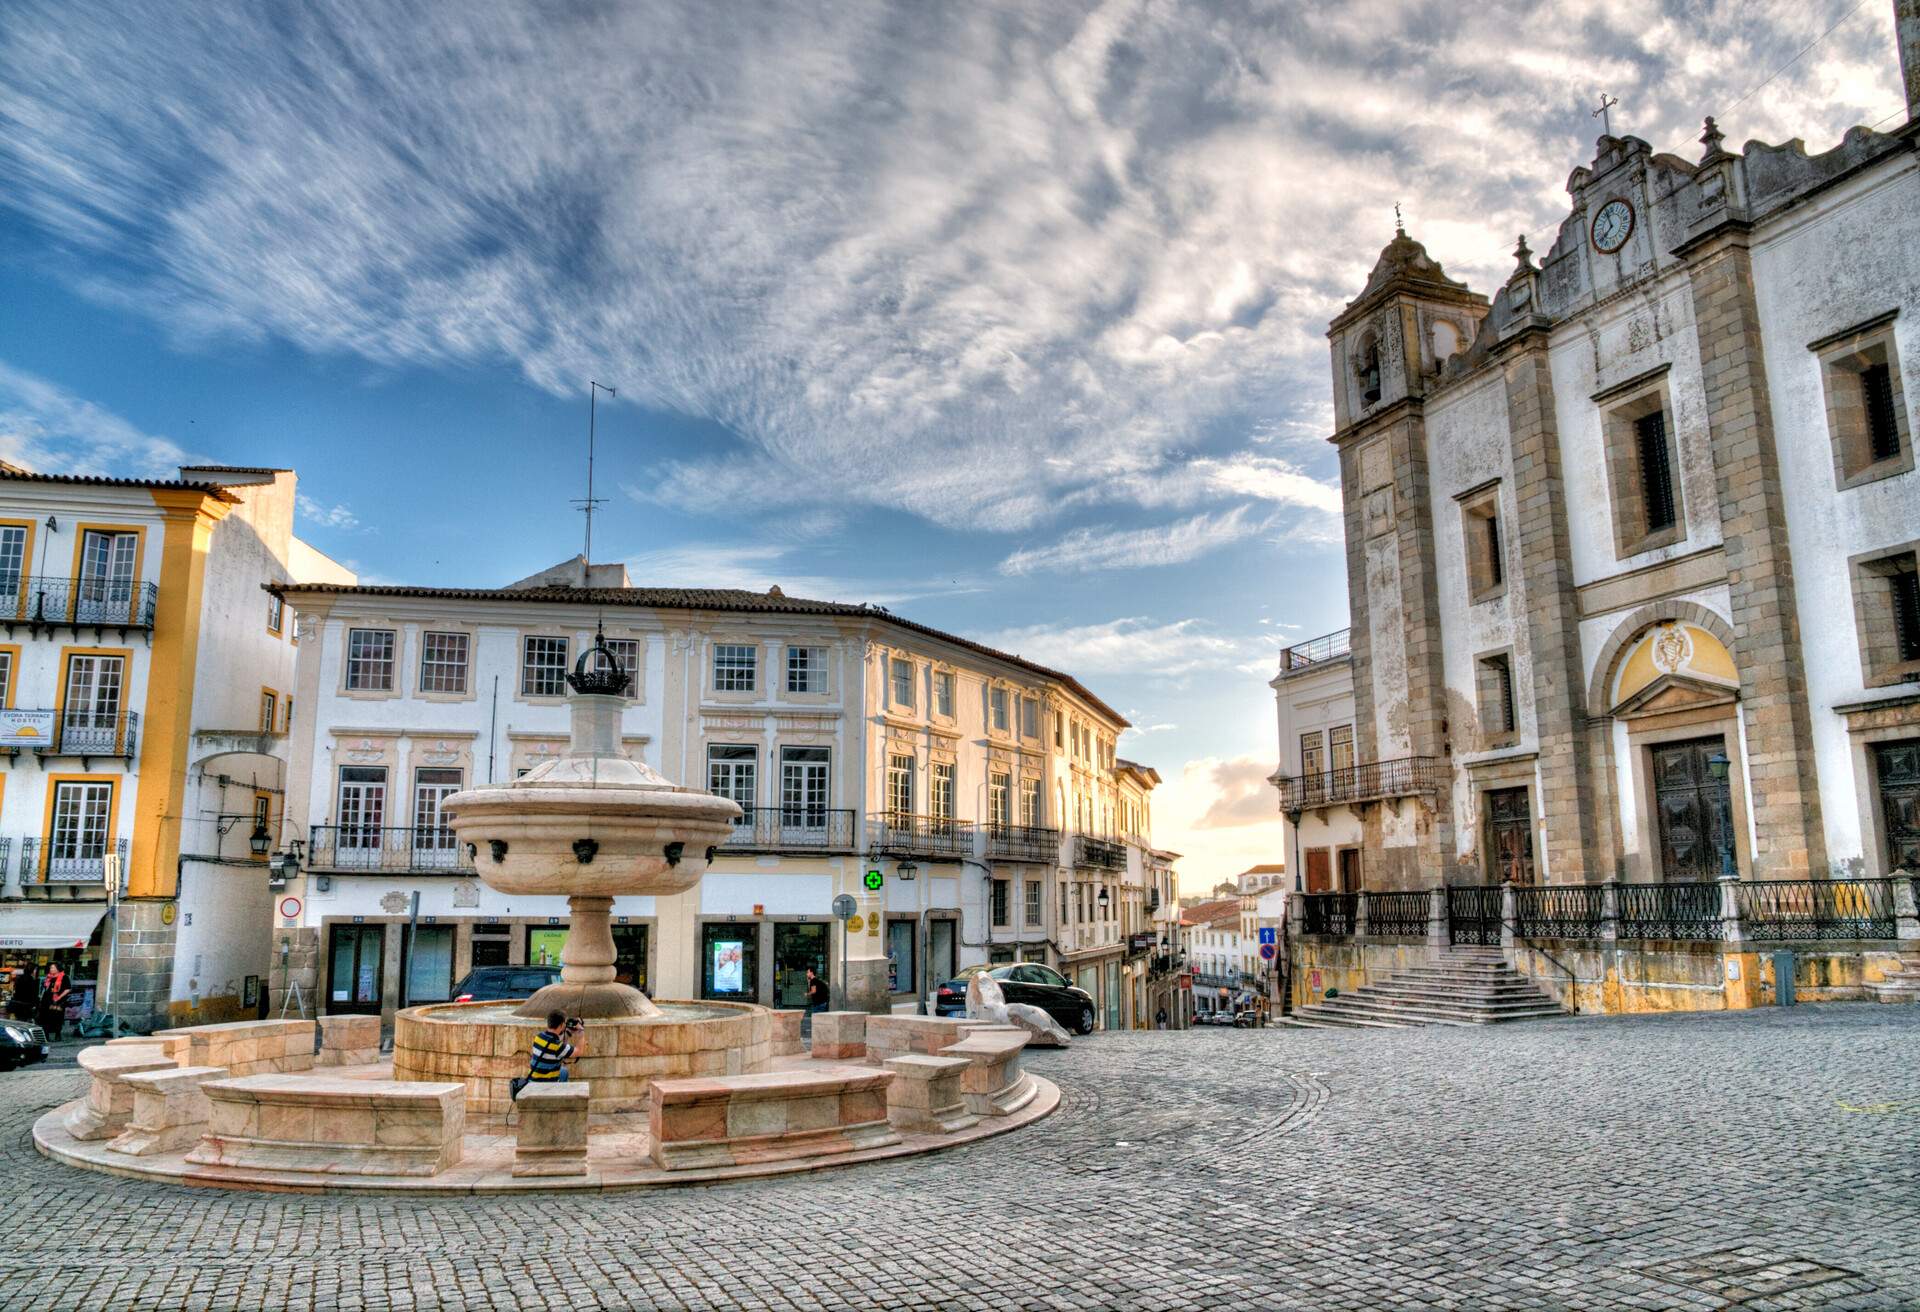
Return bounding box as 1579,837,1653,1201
1258,927,1277,945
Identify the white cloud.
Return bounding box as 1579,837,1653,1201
1153,754,1291,894
0,0,1894,540
999,506,1267,576
971,616,1259,678
622,541,957,607
0,361,192,476
296,495,361,531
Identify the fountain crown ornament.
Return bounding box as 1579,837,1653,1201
567,624,631,697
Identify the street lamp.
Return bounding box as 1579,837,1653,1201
248,824,273,858
896,859,917,881
1705,750,1736,878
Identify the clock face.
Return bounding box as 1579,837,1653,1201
1591,198,1634,253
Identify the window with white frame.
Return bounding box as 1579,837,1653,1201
0,649,11,708
886,753,915,818
0,524,24,597
346,628,396,691
707,745,758,821
63,653,123,738
49,779,113,873
930,761,954,823
1053,712,1063,748
1024,879,1043,926
521,635,570,697
419,631,470,694
259,689,278,733
889,656,913,708
1022,778,1042,827
713,643,757,692
990,687,1009,732
933,670,954,717
336,766,388,851
266,591,284,635
988,771,1009,831
785,645,824,694
1020,696,1039,738
990,879,1010,928
412,768,462,860
603,637,640,697
780,746,830,826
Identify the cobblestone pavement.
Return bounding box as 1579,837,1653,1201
2,1004,1916,1311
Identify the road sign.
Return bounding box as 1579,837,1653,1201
863,868,885,892
1259,942,1277,961
1258,927,1277,946
278,896,303,921
831,894,857,919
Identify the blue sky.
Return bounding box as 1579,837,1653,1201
0,1,1902,890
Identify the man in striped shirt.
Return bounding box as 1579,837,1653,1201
527,1009,585,1082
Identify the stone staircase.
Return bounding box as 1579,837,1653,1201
1867,951,1920,1003
1277,949,1566,1029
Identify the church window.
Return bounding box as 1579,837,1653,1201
1600,377,1685,559
1357,332,1382,406
1813,315,1911,490
1476,652,1518,747
1848,542,1920,689
1458,482,1507,602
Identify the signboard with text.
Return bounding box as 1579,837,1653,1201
0,708,54,747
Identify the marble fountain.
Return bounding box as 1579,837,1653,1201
34,636,1055,1192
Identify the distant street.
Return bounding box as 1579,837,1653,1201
4,1006,1916,1311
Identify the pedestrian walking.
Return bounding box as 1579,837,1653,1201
1155,1006,1169,1030
805,966,829,1015
8,966,38,1022
41,962,71,1040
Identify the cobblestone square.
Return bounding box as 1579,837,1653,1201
2,1005,1915,1311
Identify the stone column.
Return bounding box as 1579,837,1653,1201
1890,873,1918,943
1899,0,1920,122
1718,875,1747,947
843,870,891,1014
1426,885,1449,949
1600,878,1621,944
1352,890,1370,939
1499,880,1517,951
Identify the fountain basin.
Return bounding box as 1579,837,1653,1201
393,999,772,1123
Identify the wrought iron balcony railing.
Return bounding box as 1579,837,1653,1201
867,813,975,861
720,806,856,854
1073,833,1126,871
1300,892,1358,936
0,710,140,759
1273,755,1440,811
307,825,476,874
18,836,128,885
1279,627,1351,672
2,576,159,630
1736,878,1898,941
986,822,1060,864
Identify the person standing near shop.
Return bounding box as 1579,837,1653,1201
805,966,829,1015
8,966,37,1022
41,963,71,1040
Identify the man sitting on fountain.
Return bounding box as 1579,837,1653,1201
525,1011,587,1086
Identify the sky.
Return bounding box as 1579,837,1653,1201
0,1,1905,892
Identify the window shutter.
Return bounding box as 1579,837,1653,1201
1635,411,1676,532
1894,567,1920,663
1862,363,1901,463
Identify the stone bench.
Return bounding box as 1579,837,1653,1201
649,1069,898,1171
108,1066,228,1156
186,1075,465,1177
151,1019,316,1076
316,1015,381,1067
807,1010,867,1060
943,1030,1035,1117
66,1044,179,1140
865,1015,973,1065
769,1009,805,1057
109,1033,190,1063
514,1082,590,1178
884,1055,978,1135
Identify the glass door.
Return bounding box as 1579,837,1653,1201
702,922,760,1001
62,653,124,753
772,922,827,1007
410,768,462,869
928,919,956,986
336,767,388,868
76,530,138,623
326,924,385,1014
780,747,830,834
403,925,455,1003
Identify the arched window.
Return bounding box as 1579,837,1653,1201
1358,331,1382,405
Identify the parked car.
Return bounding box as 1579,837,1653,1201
451,965,563,1003
933,962,1098,1035
0,1017,49,1070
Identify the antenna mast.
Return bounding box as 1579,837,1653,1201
578,380,616,582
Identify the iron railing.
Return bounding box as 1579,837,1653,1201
1513,884,1608,940
307,825,476,874
986,823,1061,864
1279,628,1352,671
57,710,139,757
1617,881,1724,942
3,576,158,629
1301,892,1357,936
1736,879,1897,941
722,806,856,853
20,836,128,884
1448,885,1504,946
867,813,975,861
1367,890,1428,937
1274,756,1441,811
1073,833,1127,871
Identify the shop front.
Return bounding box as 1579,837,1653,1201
698,918,833,1006
0,904,110,1029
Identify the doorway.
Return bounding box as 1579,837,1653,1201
772,923,827,1008
1304,848,1332,893
403,924,455,1004
1651,735,1733,881
612,924,650,994
1485,787,1535,885
1875,740,1920,872
701,922,759,1001
928,919,956,988
1336,848,1361,893
470,925,509,968
325,923,384,1014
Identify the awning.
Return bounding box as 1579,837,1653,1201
0,902,109,950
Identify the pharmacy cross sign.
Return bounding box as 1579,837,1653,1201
863,869,885,892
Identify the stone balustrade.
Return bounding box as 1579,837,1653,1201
807,1010,867,1060
943,1030,1035,1117
769,1009,804,1057
150,1019,316,1077
648,1069,898,1170
187,1075,466,1177
883,1055,977,1135
66,1044,178,1140
316,1015,381,1067
108,1066,228,1156
513,1082,591,1177
865,1015,974,1065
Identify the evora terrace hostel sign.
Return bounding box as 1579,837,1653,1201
0,709,55,746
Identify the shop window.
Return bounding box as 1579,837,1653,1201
1851,542,1920,688
1815,314,1912,490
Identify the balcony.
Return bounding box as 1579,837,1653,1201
1273,755,1441,812
307,825,476,875
1279,627,1351,672
2,576,159,635
17,837,128,887
1,710,141,764
986,823,1060,864
867,813,975,862
1073,833,1126,871
720,806,857,855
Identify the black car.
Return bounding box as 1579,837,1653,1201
0,1017,49,1070
933,963,1098,1035
451,965,562,1003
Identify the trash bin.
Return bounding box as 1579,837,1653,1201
1771,950,1795,1007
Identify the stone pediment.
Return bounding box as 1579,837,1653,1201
1609,672,1738,720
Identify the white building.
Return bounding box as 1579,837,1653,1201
1269,631,1365,891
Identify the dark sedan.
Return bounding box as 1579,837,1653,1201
0,1017,49,1070
933,963,1097,1035
452,965,562,1003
